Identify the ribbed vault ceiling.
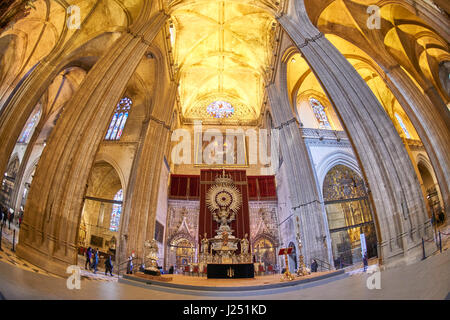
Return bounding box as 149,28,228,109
169,0,278,124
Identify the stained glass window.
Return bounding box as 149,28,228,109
309,98,332,130
207,101,234,118
394,113,411,139
105,97,132,140
18,109,41,143
110,189,123,232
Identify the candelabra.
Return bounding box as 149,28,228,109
296,232,310,277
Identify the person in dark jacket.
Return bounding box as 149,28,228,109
363,253,368,272
8,210,13,229
104,255,113,276
311,259,318,272
2,208,7,225
85,247,92,270
91,249,99,274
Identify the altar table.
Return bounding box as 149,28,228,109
206,263,254,279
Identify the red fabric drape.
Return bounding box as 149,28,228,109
247,175,277,200
169,175,200,200
198,169,250,246
247,176,258,199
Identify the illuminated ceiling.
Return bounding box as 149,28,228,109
168,0,279,124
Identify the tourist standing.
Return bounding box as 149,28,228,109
311,259,318,272
92,249,99,274
126,256,133,274
18,212,23,228
8,210,13,230
104,255,113,276
2,208,7,225
363,252,368,272
85,247,92,270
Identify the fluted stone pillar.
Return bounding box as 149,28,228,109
267,74,331,265
279,0,430,264
382,65,450,216
0,61,59,178
313,6,449,220
9,110,45,215
15,10,168,276
118,78,177,266
0,1,104,177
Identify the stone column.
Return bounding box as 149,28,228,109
119,77,177,267
382,65,450,216
279,0,430,264
16,11,168,276
267,66,330,265
9,111,44,215
0,61,59,178
0,1,104,177
9,73,69,215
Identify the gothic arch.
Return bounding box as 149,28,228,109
92,155,127,197
253,232,279,248
167,231,196,248
317,151,362,191
14,154,40,212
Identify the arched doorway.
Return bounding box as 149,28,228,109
322,165,378,268
253,237,276,267
78,161,123,265
418,162,445,225
167,236,195,272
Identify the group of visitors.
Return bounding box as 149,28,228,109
0,206,18,229
85,247,114,276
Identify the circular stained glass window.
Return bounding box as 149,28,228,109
206,101,234,118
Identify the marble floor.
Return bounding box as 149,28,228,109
0,247,448,300
0,223,449,300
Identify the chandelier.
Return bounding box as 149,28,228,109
206,101,234,119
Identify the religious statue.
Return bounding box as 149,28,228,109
144,239,159,264
206,170,242,236
205,170,243,262
144,238,161,276
240,233,249,254
109,236,116,250
222,231,229,247
201,233,209,254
